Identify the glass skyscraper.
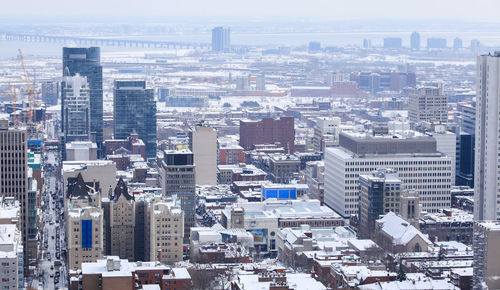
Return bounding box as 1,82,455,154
113,80,157,158
62,47,103,155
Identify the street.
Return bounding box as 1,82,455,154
34,148,67,290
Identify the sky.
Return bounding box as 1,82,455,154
3,0,500,22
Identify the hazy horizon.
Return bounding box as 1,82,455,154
2,0,500,23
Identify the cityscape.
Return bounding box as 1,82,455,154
1,1,500,289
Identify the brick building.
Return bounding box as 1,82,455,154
239,117,295,153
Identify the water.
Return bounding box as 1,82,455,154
2,30,500,59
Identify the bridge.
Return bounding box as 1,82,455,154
1,32,212,49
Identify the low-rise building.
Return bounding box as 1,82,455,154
0,224,23,290
218,163,266,184
419,209,473,244
374,212,432,254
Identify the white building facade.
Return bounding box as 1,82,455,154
325,148,452,217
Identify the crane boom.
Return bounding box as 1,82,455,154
18,49,37,122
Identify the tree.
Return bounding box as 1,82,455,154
189,267,218,290
397,261,407,282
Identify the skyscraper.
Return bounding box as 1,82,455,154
212,27,230,52
160,150,196,244
113,80,157,159
61,74,91,144
454,37,463,50
62,47,103,155
0,127,30,270
189,124,217,185
410,32,420,50
474,52,500,220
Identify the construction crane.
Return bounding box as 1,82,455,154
18,49,37,122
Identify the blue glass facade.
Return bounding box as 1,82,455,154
62,47,103,155
113,80,157,158
262,187,297,200
81,219,93,248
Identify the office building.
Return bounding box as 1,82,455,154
41,81,59,106
66,141,98,161
308,41,321,52
474,53,500,220
113,80,156,159
159,150,196,243
63,160,117,203
0,127,31,271
410,32,420,50
61,75,91,144
324,131,452,217
109,178,136,261
66,173,104,270
427,38,447,49
239,117,295,153
383,38,402,49
62,47,103,154
358,169,402,239
0,224,23,290
313,117,341,152
473,221,500,289
456,103,476,187
256,74,266,91
454,37,463,50
211,26,230,52
147,196,184,264
217,137,244,165
409,85,448,124
268,154,301,183
189,124,217,185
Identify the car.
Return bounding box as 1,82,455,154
50,265,54,270
51,235,54,239
49,273,54,278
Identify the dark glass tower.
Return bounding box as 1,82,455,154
113,80,157,158
62,47,103,156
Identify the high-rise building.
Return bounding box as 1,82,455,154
41,81,59,106
239,117,295,153
456,103,476,187
147,196,184,264
66,173,104,270
0,127,31,271
189,124,217,185
454,37,463,50
113,80,157,159
473,221,500,289
410,32,420,50
159,150,196,243
358,169,402,239
324,131,452,217
408,85,448,124
313,117,341,152
383,38,402,49
256,74,266,91
474,52,500,220
212,27,230,52
62,47,103,155
61,74,91,144
427,38,447,49
109,178,136,261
